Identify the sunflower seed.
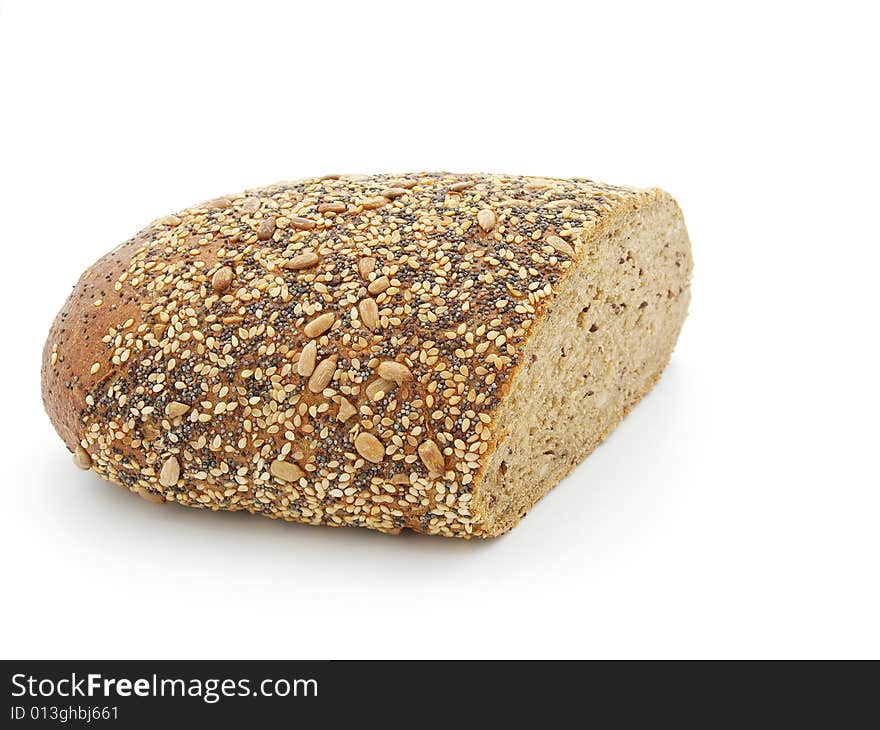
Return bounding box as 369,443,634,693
296,341,318,377
283,252,320,271
336,396,357,422
418,439,445,475
359,298,379,330
303,312,335,338
308,355,338,393
270,460,305,483
317,202,346,214
165,401,190,418
137,488,166,504
365,377,396,401
361,196,388,210
141,424,160,441
212,266,234,293
381,187,409,199
291,216,317,230
73,445,92,470
546,235,575,257
159,456,180,487
354,432,385,463
368,276,390,295
257,216,277,241
358,257,377,279
377,360,413,385
477,208,496,232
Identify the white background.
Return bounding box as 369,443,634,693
1,0,877,659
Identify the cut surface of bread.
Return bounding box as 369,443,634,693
42,173,692,538
475,196,691,535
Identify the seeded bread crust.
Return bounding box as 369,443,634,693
42,173,692,537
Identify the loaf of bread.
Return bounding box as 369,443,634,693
42,173,692,537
